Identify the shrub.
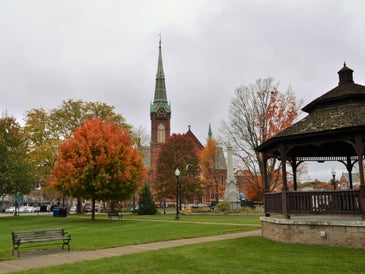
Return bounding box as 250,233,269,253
216,200,231,213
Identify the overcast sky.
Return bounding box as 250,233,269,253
1,0,365,182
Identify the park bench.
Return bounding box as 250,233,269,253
11,228,71,256
108,210,122,220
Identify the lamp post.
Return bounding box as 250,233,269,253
331,168,336,190
175,168,180,220
215,179,219,204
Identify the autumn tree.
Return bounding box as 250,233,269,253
156,134,201,206
222,78,300,200
23,99,132,212
199,138,225,202
48,99,130,139
23,109,58,193
51,118,145,220
0,115,35,210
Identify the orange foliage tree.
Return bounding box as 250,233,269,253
51,118,145,220
223,78,300,200
242,169,293,201
156,134,201,205
199,138,225,202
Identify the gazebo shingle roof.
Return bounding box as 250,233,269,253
276,102,365,138
256,63,365,159
276,64,365,138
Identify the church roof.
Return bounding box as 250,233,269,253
215,146,227,170
185,127,204,152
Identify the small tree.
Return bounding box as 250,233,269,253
155,134,201,205
199,138,225,201
24,99,131,213
51,118,145,220
216,200,231,213
138,184,157,215
0,115,35,210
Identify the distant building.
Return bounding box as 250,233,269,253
339,173,360,190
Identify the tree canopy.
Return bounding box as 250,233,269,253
199,138,224,201
222,78,300,200
51,118,145,220
156,134,201,204
23,99,133,212
0,115,35,201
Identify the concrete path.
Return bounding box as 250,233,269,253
0,230,261,273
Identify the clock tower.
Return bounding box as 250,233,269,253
150,38,171,180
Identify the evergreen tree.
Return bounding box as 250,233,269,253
138,183,157,215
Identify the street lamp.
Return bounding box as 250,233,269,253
331,168,336,190
175,168,181,220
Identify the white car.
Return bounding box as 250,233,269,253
22,206,36,213
5,207,15,213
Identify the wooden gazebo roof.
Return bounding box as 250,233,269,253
256,64,365,220
256,63,365,162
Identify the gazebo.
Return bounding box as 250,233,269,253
255,64,365,248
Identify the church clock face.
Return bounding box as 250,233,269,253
158,108,166,116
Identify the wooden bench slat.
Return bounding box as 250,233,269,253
12,228,71,256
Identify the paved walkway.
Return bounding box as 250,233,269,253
0,230,261,273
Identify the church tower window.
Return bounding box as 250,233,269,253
157,123,165,143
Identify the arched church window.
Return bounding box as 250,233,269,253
157,123,165,143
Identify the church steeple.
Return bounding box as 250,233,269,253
150,37,172,181
208,123,213,139
154,38,167,102
151,36,171,117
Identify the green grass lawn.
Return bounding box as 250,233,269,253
19,236,365,274
3,214,365,273
0,213,259,260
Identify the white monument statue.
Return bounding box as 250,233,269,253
224,145,241,209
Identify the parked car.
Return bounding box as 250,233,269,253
84,204,92,212
5,207,15,213
23,206,36,213
70,205,77,213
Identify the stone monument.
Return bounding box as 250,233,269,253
224,145,241,210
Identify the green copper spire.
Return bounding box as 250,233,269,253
151,36,171,116
208,123,213,139
154,37,167,103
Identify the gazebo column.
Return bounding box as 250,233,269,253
279,144,289,219
339,156,357,189
345,156,354,189
354,136,365,219
261,153,270,217
290,158,303,191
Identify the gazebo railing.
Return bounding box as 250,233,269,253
265,190,361,216
264,192,282,214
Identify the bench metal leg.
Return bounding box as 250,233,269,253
62,240,71,251
12,243,20,257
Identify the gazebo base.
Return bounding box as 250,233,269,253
261,215,365,249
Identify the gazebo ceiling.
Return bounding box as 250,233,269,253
256,63,365,160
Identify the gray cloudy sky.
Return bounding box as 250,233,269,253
1,0,365,182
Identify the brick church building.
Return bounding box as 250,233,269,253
145,39,227,205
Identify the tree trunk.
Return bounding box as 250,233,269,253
91,198,96,221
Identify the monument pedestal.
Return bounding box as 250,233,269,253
223,145,241,210
230,200,241,210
